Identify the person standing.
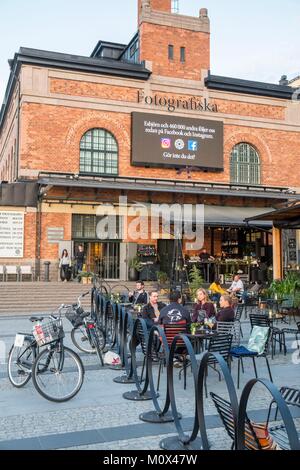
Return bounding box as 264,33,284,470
75,244,85,276
59,249,71,282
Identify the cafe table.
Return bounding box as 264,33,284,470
186,330,219,354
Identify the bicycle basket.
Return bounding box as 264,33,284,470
65,308,87,328
33,319,64,346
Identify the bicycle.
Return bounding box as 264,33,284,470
7,305,84,402
66,291,106,366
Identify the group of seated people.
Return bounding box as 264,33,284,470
128,280,236,331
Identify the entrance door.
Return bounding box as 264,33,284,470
157,240,175,277
87,242,120,280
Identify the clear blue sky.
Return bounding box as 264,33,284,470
1,0,299,103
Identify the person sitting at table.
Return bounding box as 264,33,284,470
227,274,244,299
209,278,227,303
128,280,149,305
141,291,166,330
192,288,216,323
158,291,191,327
216,295,235,322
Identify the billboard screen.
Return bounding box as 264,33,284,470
131,112,223,171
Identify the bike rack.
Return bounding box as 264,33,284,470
196,351,240,450
140,324,181,423
113,309,135,383
237,378,300,450
159,334,202,450
123,318,155,401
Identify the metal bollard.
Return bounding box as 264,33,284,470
44,261,51,282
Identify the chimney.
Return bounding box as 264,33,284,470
279,75,289,86
138,0,171,23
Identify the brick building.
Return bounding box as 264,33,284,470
0,0,300,282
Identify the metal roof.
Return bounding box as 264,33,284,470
37,174,299,201
245,203,300,228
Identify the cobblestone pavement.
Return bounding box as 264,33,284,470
0,314,299,450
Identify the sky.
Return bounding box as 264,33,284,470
0,0,300,103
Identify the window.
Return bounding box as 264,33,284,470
180,47,185,63
80,128,118,175
230,143,261,185
171,0,179,14
168,45,174,60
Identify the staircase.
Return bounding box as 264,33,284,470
0,281,157,315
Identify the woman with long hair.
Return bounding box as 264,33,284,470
59,248,71,282
192,288,215,323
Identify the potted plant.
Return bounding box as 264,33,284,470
188,265,204,301
128,256,143,281
156,271,169,293
78,271,94,284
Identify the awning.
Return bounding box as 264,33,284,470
151,205,274,227
204,205,274,227
245,203,300,228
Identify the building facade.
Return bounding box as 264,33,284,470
0,0,300,282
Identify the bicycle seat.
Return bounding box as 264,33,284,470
29,316,44,322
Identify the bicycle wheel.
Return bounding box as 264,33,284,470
90,328,104,366
71,325,95,354
7,340,35,388
32,346,84,402
71,325,106,353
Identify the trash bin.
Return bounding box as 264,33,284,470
44,261,51,282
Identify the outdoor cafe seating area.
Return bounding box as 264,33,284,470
89,271,300,450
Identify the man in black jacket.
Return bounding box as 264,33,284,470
129,281,149,305
141,291,166,330
158,291,191,326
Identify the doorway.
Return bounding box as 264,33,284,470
74,241,120,279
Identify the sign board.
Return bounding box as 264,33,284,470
0,211,24,258
131,112,224,171
47,227,64,244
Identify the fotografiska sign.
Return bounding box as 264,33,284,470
138,90,218,113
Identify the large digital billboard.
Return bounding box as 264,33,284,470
131,112,224,171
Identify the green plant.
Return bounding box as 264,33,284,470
188,265,204,300
129,256,143,272
267,272,300,300
156,271,168,285
77,271,94,278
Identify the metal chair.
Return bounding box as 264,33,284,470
230,325,273,389
163,321,188,389
204,334,233,397
267,387,300,424
234,304,244,337
211,391,300,450
282,322,300,351
250,313,286,358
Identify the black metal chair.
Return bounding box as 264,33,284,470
234,304,244,338
230,324,273,389
267,386,300,423
250,313,286,358
204,334,233,397
282,321,300,351
211,391,300,450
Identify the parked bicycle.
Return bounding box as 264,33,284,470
66,291,106,366
7,305,84,402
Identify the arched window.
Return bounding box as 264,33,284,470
230,143,261,185
80,128,118,175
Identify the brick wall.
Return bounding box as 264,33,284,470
19,102,300,188
140,22,210,80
